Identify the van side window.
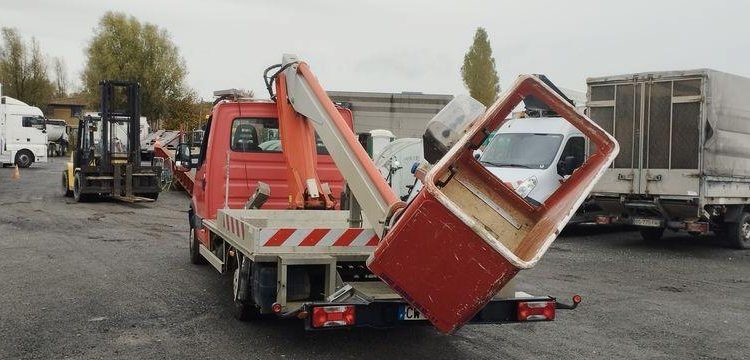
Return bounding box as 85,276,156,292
561,136,585,168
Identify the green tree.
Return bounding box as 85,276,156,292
81,12,195,129
461,27,500,106
0,27,55,107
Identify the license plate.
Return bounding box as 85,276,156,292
632,218,661,227
398,305,427,321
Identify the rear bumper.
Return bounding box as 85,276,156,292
300,294,577,331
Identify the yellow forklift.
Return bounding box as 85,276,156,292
61,80,161,202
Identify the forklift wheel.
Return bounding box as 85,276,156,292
61,171,73,197
73,172,91,203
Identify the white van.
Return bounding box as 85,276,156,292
0,94,48,167
478,117,585,205
378,116,586,205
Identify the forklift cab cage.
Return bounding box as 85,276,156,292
75,81,142,172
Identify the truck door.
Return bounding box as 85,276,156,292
589,78,702,196
588,81,642,194
639,78,702,196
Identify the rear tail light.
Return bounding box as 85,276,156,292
311,305,356,328
686,221,709,234
595,215,611,225
517,301,555,321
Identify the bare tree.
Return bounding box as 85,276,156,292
53,57,68,97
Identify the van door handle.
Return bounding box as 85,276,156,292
646,174,662,182
617,173,634,181
200,174,206,190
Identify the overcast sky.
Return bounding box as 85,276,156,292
1,0,749,100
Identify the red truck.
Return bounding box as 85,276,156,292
170,55,590,332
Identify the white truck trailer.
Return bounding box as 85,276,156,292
586,69,750,249
45,118,69,157
0,86,48,167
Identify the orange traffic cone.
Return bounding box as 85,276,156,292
11,164,20,180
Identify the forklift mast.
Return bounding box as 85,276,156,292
99,80,142,172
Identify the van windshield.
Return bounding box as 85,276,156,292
480,133,563,169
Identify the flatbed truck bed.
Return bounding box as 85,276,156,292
195,208,577,330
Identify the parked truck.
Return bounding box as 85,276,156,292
45,118,70,157
0,86,48,167
586,69,750,249
171,55,605,332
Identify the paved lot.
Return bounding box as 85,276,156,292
0,159,748,359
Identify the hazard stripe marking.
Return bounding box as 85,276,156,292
299,229,330,246
332,229,363,246
365,235,379,246
264,228,296,246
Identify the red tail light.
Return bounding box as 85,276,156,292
311,305,356,328
517,301,555,321
595,215,611,225
686,221,709,234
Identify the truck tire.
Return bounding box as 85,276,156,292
726,212,750,249
189,228,206,265
61,171,73,197
14,150,33,168
640,228,664,242
233,258,260,321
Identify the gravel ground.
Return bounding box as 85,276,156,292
0,159,748,359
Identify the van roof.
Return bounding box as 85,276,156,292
498,117,583,136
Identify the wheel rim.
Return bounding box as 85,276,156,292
18,154,29,167
741,220,750,242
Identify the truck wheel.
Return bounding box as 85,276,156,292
14,150,33,168
726,212,750,249
233,259,260,321
189,228,206,265
640,228,664,242
61,171,73,197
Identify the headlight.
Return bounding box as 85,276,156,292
514,175,538,198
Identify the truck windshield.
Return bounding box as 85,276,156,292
480,133,563,169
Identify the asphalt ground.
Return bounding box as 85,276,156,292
0,159,748,359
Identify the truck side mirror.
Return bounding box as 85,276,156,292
175,143,192,172
558,155,578,176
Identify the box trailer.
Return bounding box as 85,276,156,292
586,69,750,248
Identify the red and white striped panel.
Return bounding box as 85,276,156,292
260,228,379,247
222,214,245,239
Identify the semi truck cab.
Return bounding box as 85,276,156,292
0,95,48,168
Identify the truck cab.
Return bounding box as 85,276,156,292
189,99,352,242
479,117,586,204
0,95,49,167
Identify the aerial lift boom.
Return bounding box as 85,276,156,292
272,54,403,236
